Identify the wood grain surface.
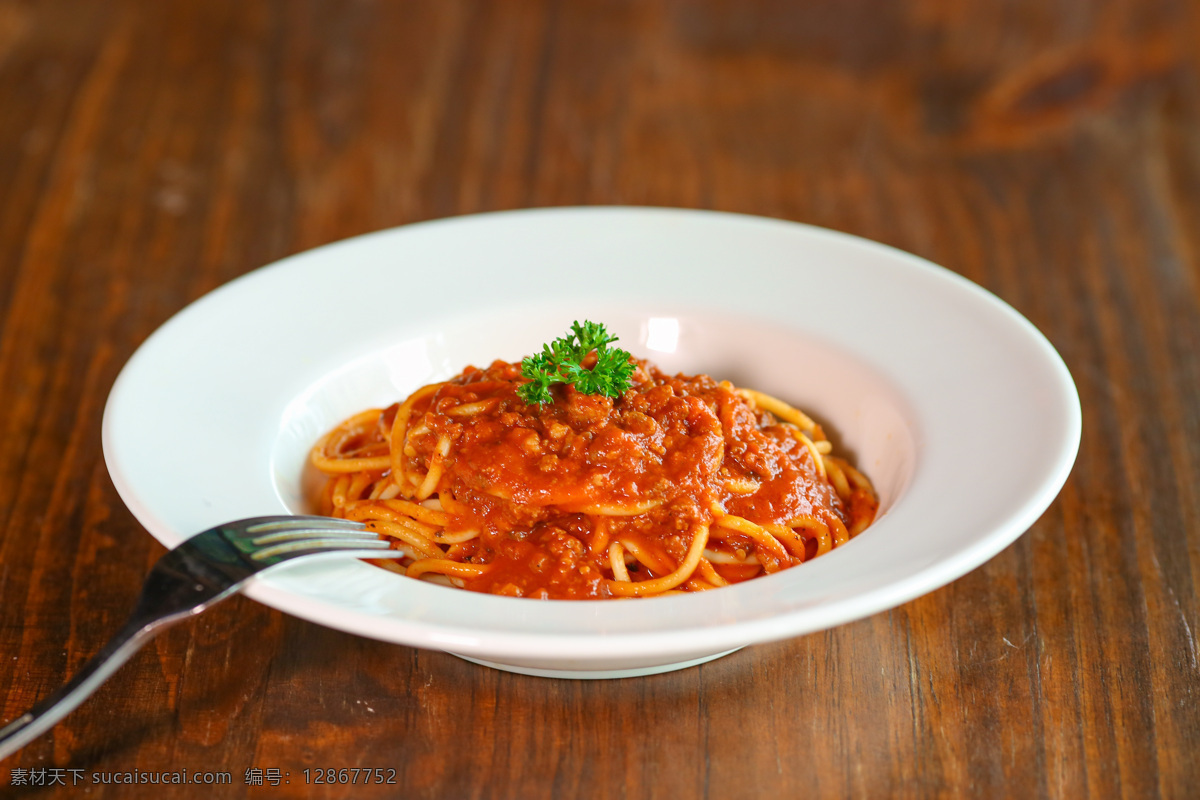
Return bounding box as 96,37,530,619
1,0,1198,797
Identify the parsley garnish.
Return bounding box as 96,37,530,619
518,320,636,405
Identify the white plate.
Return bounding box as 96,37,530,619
102,207,1081,678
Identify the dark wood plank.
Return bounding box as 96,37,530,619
0,0,1197,796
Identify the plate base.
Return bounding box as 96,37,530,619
451,648,743,679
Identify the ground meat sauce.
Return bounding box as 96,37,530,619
390,359,867,599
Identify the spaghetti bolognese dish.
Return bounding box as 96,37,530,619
310,322,876,599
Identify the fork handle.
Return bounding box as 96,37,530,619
0,614,174,761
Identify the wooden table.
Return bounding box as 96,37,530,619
1,1,1197,797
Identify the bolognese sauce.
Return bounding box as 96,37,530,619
312,355,877,600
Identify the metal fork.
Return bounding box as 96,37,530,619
0,515,399,761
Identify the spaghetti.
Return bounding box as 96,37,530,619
311,358,877,599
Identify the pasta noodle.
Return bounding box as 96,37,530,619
311,357,877,599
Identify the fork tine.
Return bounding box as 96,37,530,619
234,515,390,559
232,516,376,547
240,516,366,535
249,538,400,562
248,528,383,546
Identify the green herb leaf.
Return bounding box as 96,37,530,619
517,320,635,405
